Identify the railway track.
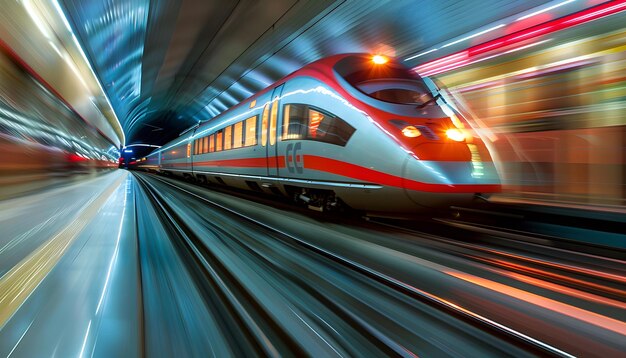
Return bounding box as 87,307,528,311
134,172,578,357
136,174,286,357
367,218,626,304
443,203,626,253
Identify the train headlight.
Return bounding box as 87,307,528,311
446,128,466,142
372,55,388,64
402,126,421,138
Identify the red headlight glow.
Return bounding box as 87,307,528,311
446,128,466,142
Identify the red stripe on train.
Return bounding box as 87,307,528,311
194,156,285,168
185,154,500,193
304,155,500,193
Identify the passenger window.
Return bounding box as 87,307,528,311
282,104,306,140
261,103,269,146
224,126,232,150
282,105,292,140
209,134,215,152
269,97,278,145
203,136,209,154
216,131,223,151
282,104,355,146
233,122,243,149
245,116,257,146
194,139,198,155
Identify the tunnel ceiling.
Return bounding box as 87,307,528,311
61,0,552,147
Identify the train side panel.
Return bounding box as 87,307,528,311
190,92,270,191
160,134,193,177
274,77,420,211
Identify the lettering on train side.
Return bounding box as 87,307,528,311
285,142,303,174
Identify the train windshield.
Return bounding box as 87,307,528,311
355,79,432,105
334,55,434,106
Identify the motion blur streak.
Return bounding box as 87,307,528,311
479,248,626,285
415,0,626,76
475,257,626,298
447,271,626,335
0,47,118,199
0,0,124,146
434,10,626,209
0,170,140,357
5,320,33,357
496,271,626,310
0,0,121,202
78,320,92,358
96,178,128,314
0,173,125,328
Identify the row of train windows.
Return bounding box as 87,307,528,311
194,116,258,155
193,103,356,155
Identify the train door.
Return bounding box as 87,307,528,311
263,84,284,177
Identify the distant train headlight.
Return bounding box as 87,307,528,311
402,126,421,137
446,128,466,142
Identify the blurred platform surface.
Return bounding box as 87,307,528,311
0,170,140,357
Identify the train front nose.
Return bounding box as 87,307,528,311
401,142,501,209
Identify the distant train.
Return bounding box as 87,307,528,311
136,54,500,216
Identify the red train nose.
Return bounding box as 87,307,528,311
411,142,472,162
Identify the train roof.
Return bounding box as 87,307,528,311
154,53,398,155
195,53,380,126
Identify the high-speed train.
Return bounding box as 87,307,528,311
136,54,500,215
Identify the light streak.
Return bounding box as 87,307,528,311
96,179,127,314
51,0,126,146
413,0,626,76
22,0,51,39
449,271,626,336
7,320,34,357
123,143,162,148
441,24,505,48
516,0,577,21
79,320,92,358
